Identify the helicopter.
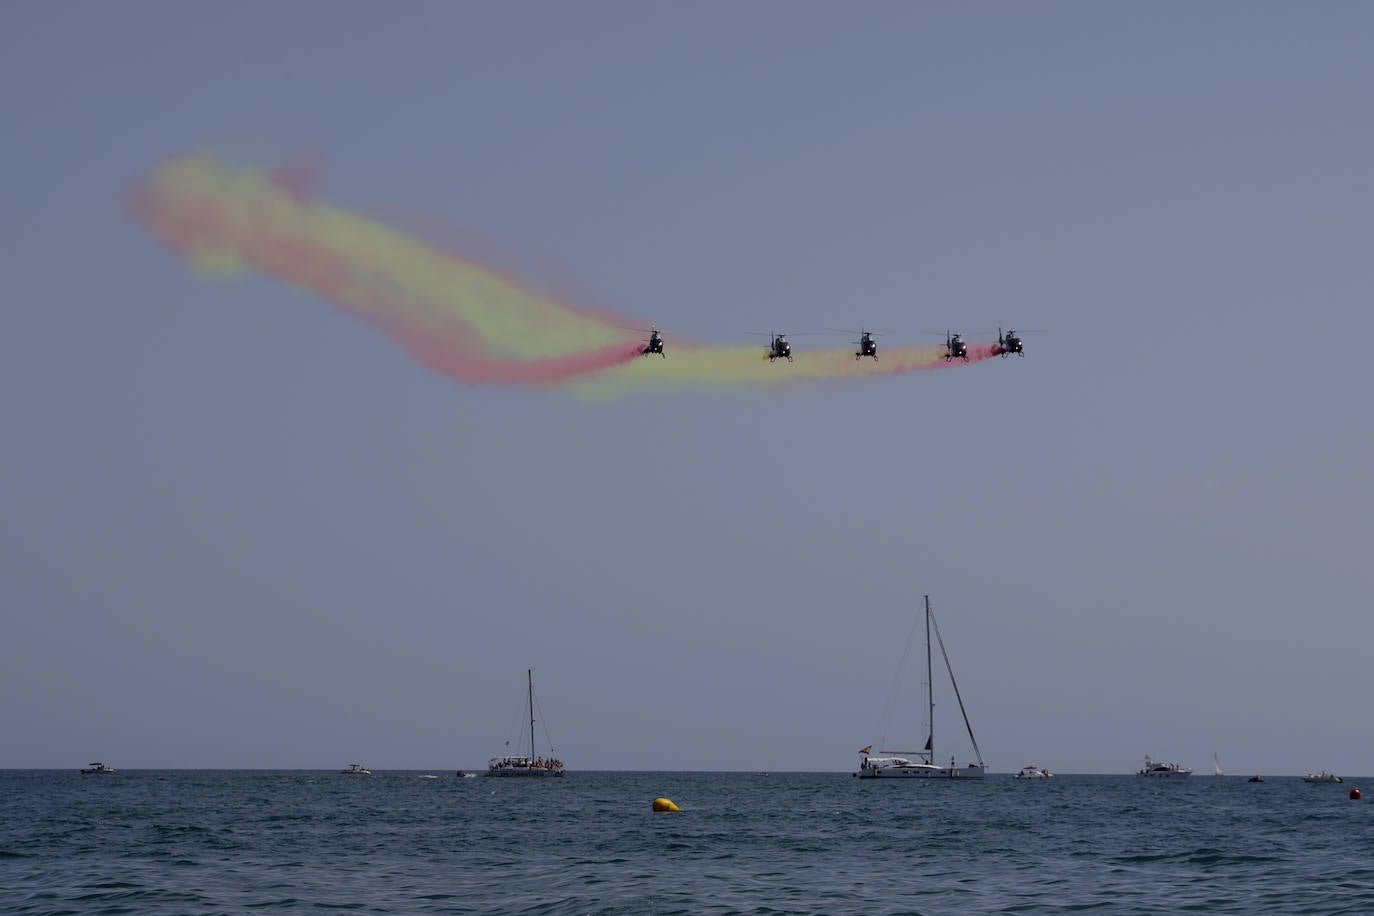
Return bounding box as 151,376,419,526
942,331,968,363
765,333,793,362
827,327,881,360
641,326,665,357
620,325,666,357
853,329,879,361
993,327,1045,357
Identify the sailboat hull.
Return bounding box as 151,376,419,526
858,762,986,780
484,768,565,778
485,755,565,777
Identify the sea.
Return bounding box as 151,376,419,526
4,769,1374,913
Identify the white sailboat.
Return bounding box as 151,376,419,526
857,595,986,780
486,669,565,777
1213,753,1223,777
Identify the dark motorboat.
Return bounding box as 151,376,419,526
1248,775,1264,783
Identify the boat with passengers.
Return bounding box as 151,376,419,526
1137,755,1191,777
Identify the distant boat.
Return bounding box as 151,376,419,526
1213,753,1223,777
1248,775,1264,783
454,770,476,778
80,762,115,775
1137,755,1192,777
1014,765,1053,779
341,763,371,775
418,774,439,779
486,669,565,777
857,595,986,780
1303,771,1343,783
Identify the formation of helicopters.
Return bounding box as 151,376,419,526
632,326,1042,362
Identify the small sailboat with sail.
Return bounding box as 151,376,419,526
1213,753,1223,777
857,595,986,780
486,669,565,777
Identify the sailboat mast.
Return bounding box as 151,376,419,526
528,669,535,760
930,602,985,766
925,595,934,765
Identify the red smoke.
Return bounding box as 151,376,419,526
386,320,646,387
966,343,1001,363
269,147,322,202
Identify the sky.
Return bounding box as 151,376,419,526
3,2,1373,775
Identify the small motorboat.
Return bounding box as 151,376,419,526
1303,771,1343,783
1014,765,1053,779
1248,775,1264,783
80,762,115,775
341,763,372,775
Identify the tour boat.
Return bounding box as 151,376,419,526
486,669,565,777
1137,755,1191,777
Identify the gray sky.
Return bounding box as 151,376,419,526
4,2,1372,774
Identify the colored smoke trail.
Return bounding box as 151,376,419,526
131,154,996,396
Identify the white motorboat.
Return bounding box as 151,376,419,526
1014,765,1053,779
341,763,372,775
486,669,565,777
857,596,986,780
1302,771,1343,783
1137,755,1191,777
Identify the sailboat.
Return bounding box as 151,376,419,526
857,595,986,780
1213,753,1223,777
485,669,565,777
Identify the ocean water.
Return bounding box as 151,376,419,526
4,770,1374,913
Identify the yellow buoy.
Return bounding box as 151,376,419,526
652,797,681,812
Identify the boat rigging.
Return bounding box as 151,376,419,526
857,595,986,780
486,669,565,777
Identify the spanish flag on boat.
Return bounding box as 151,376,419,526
859,745,872,754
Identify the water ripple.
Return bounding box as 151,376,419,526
4,771,1374,912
